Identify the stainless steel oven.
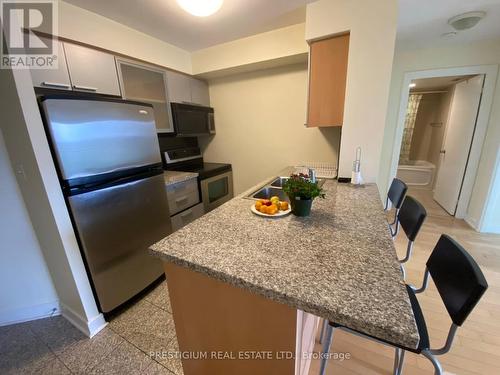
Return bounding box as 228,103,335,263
200,170,233,212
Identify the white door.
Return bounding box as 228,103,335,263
434,75,484,215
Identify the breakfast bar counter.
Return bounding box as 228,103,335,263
149,170,419,374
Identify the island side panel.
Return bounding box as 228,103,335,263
163,262,297,375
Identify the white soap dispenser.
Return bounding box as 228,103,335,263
351,147,363,185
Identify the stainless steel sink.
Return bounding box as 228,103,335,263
246,175,326,200
251,187,289,202
270,177,289,188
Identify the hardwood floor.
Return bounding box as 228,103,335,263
309,188,500,375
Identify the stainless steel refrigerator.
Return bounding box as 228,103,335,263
41,96,172,313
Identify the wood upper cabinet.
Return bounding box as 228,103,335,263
307,33,350,127
64,43,121,96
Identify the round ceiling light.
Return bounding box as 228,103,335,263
176,0,223,17
448,11,486,31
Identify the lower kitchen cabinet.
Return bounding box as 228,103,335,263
170,203,205,232
166,178,200,216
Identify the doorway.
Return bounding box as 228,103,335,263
396,74,483,217
388,65,497,226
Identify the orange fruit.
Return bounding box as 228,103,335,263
279,201,289,211
255,201,262,210
268,204,278,215
259,205,268,214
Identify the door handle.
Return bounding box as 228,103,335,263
440,150,446,154
73,85,98,92
41,81,71,89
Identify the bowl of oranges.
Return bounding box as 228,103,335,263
251,196,291,217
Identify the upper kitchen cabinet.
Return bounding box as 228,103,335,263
64,43,121,96
30,37,72,90
190,78,210,107
117,59,174,133
166,71,210,107
307,33,350,127
165,71,192,104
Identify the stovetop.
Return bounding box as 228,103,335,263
158,136,231,180
171,161,232,180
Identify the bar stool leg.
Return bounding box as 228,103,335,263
319,324,334,375
319,318,327,344
396,349,405,375
393,348,400,375
422,350,443,375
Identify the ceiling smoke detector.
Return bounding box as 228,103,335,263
448,11,486,31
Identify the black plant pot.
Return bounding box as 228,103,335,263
291,198,313,217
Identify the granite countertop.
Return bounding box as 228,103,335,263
150,169,419,349
163,171,198,186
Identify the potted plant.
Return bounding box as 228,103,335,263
282,173,325,217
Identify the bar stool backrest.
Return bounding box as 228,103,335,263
427,235,488,326
398,196,427,242
388,178,408,209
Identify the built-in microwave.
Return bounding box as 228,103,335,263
171,103,215,136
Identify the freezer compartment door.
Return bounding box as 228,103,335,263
42,97,161,181
68,174,172,312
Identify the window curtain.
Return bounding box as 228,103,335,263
399,93,423,164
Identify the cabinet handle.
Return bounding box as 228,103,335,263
175,196,189,205
41,81,70,89
73,85,98,92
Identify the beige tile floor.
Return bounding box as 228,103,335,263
0,280,181,374
1,188,499,375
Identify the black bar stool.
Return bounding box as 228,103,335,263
319,234,488,375
393,196,427,279
385,178,408,236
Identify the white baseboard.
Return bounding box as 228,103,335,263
0,300,60,326
60,302,107,338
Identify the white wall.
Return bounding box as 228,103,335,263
199,63,340,195
306,0,398,183
378,38,500,231
0,132,59,325
192,23,308,77
58,1,192,73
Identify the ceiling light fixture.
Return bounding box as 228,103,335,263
409,83,416,88
176,0,223,17
448,11,486,31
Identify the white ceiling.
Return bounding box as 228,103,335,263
397,0,500,49
63,0,313,51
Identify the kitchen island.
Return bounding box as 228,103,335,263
149,169,419,375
